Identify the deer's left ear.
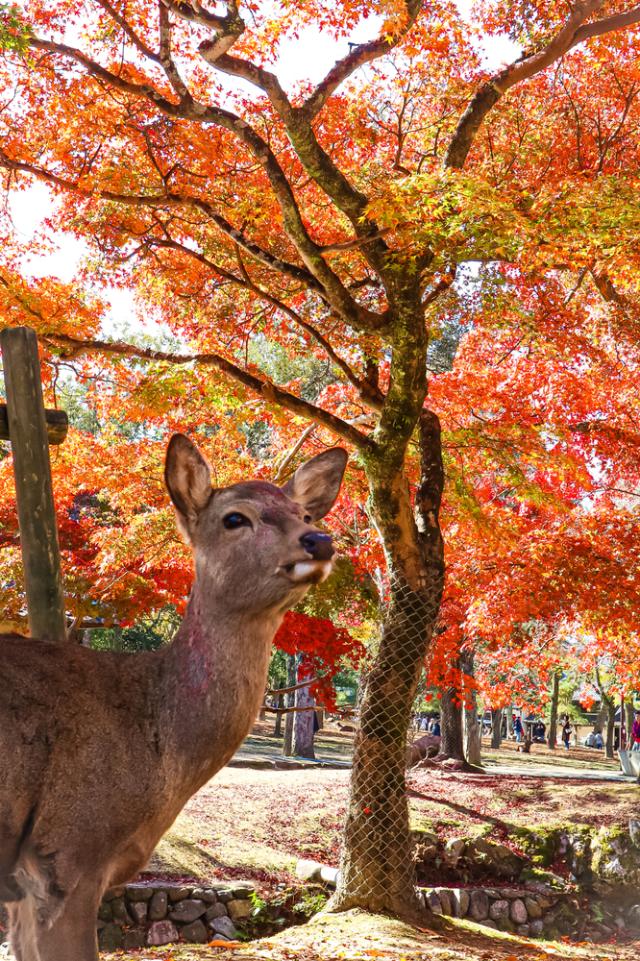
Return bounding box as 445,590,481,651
165,434,213,541
282,449,348,521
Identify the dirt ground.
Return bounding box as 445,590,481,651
101,909,640,961
149,764,638,887
480,739,620,773
106,729,638,961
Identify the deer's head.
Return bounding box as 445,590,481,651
165,434,347,614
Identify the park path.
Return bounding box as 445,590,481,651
481,759,629,781
232,733,631,781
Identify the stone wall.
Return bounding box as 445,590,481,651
101,881,255,950
420,883,640,943
420,884,561,939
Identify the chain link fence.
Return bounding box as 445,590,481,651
333,572,441,915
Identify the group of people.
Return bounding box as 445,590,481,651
413,708,640,751
416,714,441,736
512,715,546,743
560,710,640,751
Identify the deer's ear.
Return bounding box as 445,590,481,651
282,448,348,521
165,434,213,539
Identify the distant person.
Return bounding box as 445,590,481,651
593,731,604,749
533,721,546,742
632,712,640,751
432,717,441,737
562,716,572,750
513,715,523,743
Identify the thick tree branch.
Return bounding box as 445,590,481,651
192,26,395,276
162,0,245,61
0,147,322,293
445,1,640,170
145,234,383,407
159,0,236,33
158,2,192,101
40,332,374,450
24,35,384,332
572,4,640,44
96,0,160,62
303,0,424,118
590,267,638,312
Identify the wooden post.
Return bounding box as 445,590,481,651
1,326,67,641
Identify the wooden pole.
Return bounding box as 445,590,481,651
0,404,68,445
1,326,67,641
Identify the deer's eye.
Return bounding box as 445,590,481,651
304,514,312,524
223,512,251,530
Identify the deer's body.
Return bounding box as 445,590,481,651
0,436,346,960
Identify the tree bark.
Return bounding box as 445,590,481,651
605,698,616,759
273,693,284,737
0,326,67,643
461,651,482,767
547,670,561,749
282,653,297,757
625,701,634,751
593,703,608,735
333,409,444,919
292,673,316,759
594,667,616,759
490,709,503,749
439,685,465,761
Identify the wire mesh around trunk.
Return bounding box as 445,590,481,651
332,573,441,916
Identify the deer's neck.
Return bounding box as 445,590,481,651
160,584,278,781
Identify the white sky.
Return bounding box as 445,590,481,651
7,2,520,335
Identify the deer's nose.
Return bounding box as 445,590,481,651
300,531,334,561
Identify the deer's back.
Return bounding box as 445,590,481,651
0,634,171,868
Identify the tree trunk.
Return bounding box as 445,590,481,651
282,653,297,757
273,692,284,738
292,673,316,759
490,709,503,749
547,670,561,749
461,651,482,767
593,703,608,735
439,686,465,761
605,699,616,759
625,701,634,751
594,667,616,759
333,409,444,919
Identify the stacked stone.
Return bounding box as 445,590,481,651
418,885,558,938
98,881,255,949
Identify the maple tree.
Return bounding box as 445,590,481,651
1,0,640,918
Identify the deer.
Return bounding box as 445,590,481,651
0,433,347,961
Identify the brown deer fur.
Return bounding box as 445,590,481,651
0,434,347,961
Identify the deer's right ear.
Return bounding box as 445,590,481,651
165,434,213,540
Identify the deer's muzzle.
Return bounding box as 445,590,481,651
299,531,334,561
